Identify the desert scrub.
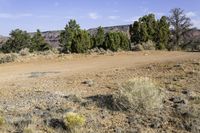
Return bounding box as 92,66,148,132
181,97,200,132
64,112,85,132
19,48,30,56
113,77,164,112
0,53,18,64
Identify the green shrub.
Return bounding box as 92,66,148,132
114,77,164,112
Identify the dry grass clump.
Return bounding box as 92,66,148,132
64,112,85,132
132,44,144,51
0,53,18,64
19,48,30,56
183,97,200,133
114,77,164,112
189,105,200,132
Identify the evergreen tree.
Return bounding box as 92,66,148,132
156,16,170,49
118,32,131,50
139,23,149,42
139,14,157,41
59,19,81,53
60,19,91,53
31,29,51,52
130,21,141,44
94,27,105,48
104,31,130,51
130,13,170,50
71,30,91,53
2,29,31,53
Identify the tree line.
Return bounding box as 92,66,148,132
0,8,198,53
1,29,51,53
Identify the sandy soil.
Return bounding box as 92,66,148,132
0,51,200,133
0,51,199,86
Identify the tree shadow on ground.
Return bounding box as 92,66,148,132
85,94,119,111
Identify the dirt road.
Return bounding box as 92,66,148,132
0,51,199,85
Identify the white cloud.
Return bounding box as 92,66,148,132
186,11,197,17
0,13,32,19
191,19,200,28
88,12,101,20
108,15,120,20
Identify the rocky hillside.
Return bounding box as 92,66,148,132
88,25,130,36
29,30,62,48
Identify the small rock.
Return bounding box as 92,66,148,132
174,64,182,67
173,77,178,81
82,79,94,87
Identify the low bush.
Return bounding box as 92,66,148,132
113,77,164,112
64,112,85,132
132,44,144,51
0,53,18,64
19,48,30,56
142,40,156,50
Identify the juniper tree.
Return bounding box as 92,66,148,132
59,19,81,53
2,29,31,53
94,26,105,48
31,29,51,52
60,19,91,53
156,16,170,49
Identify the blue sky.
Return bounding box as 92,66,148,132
0,0,200,36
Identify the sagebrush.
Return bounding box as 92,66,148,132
114,77,164,112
